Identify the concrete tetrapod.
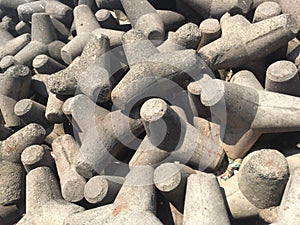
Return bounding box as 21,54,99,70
121,33,198,116
0,65,31,100
84,175,124,205
279,0,300,29
44,1,73,26
76,109,143,178
153,162,195,213
60,4,100,64
0,55,17,70
197,18,221,50
73,4,100,35
0,161,24,206
16,167,84,225
30,73,67,124
183,172,230,225
0,123,46,163
60,27,124,65
140,98,225,171
62,4,125,63
14,99,52,129
0,33,30,60
198,78,300,159
48,32,111,103
129,104,192,168
111,49,214,114
253,1,282,23
1,1,300,224
13,13,57,66
0,65,31,128
65,166,163,225
220,149,289,221
238,150,289,209
62,94,110,143
62,94,144,178
193,70,264,160
272,168,300,225
265,60,300,97
52,135,87,202
13,41,48,66
32,54,66,74
45,93,68,124
158,23,201,52
120,0,165,44
187,73,213,119
121,29,159,67
31,13,57,45
21,145,55,173
198,14,298,70
129,136,170,168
